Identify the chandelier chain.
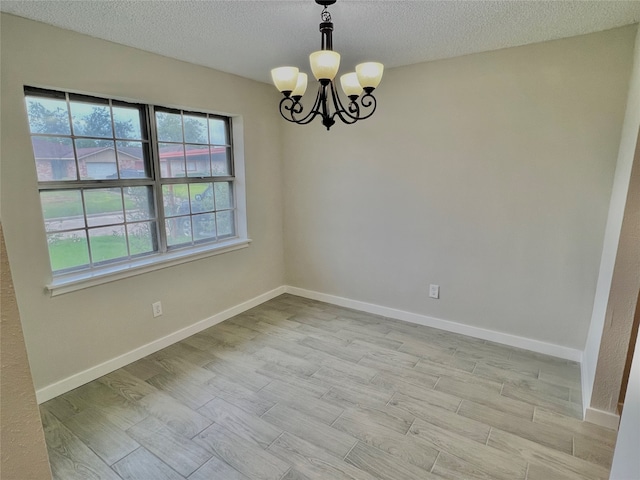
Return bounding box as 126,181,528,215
321,7,331,22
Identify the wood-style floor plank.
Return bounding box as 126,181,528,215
39,293,615,480
197,397,282,448
487,427,611,480
262,403,357,458
391,392,491,443
457,400,574,453
62,408,140,465
125,416,211,477
136,391,212,438
40,407,122,480
257,379,344,424
267,432,378,480
193,423,289,480
332,408,439,472
345,440,440,480
112,448,185,480
435,376,535,419
409,418,528,480
432,451,502,480
188,454,250,480
533,407,617,448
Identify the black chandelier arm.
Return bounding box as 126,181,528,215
328,82,359,125
357,93,378,120
278,87,324,125
278,81,378,130
328,82,378,125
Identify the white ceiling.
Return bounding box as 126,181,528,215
2,1,640,84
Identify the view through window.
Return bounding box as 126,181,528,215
25,87,238,275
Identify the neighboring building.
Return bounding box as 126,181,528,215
31,137,226,180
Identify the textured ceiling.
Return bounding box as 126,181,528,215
2,1,640,84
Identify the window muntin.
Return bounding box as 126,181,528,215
25,87,238,276
154,107,235,247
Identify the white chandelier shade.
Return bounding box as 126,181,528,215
309,50,341,81
339,72,363,98
292,73,308,97
356,62,384,90
270,67,299,94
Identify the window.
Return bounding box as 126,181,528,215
25,87,247,290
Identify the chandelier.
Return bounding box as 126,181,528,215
271,0,384,131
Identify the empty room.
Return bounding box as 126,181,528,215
1,1,639,479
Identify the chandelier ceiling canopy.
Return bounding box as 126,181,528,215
271,0,384,131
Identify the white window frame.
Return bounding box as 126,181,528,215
24,87,250,296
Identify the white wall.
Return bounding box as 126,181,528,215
0,14,285,395
283,27,636,351
583,26,640,414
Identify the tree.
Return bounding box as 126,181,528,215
156,112,206,143
27,101,69,134
75,107,112,137
27,100,135,147
74,107,135,147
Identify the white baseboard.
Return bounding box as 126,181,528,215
35,286,286,403
585,407,620,431
284,286,583,362
36,283,586,404
581,356,593,420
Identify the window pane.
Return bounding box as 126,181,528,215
190,183,213,214
193,213,216,241
127,222,156,256
40,190,84,232
112,106,142,140
166,217,192,246
27,89,237,274
216,211,235,238
47,230,90,272
89,226,128,263
211,147,231,176
70,100,113,138
32,137,76,181
209,118,227,145
184,114,208,144
84,188,124,227
185,145,211,177
156,111,183,142
26,97,71,135
162,184,189,217
124,186,154,222
116,141,148,178
159,143,186,178
214,182,233,210
77,139,117,180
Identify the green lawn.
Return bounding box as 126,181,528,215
41,189,139,219
162,183,209,199
42,185,212,220
48,234,154,271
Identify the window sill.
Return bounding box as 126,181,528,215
46,237,252,297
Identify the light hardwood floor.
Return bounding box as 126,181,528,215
40,294,617,480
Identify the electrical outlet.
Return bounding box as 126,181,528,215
429,284,440,299
152,301,163,317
